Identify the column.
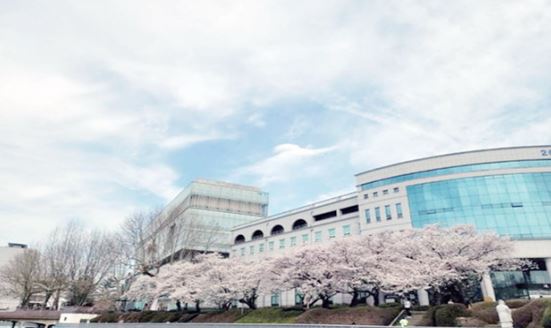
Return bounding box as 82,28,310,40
417,289,429,306
481,272,496,301
545,258,551,283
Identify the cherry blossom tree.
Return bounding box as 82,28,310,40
122,224,520,310
193,254,237,310
230,258,268,309
271,245,342,308
125,273,158,309
412,225,521,304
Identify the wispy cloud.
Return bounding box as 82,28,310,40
234,144,337,186
1,0,550,243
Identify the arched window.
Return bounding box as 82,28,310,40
252,230,264,240
270,225,284,236
292,219,308,231
234,235,245,244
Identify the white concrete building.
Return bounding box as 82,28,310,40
230,145,551,305
0,243,28,311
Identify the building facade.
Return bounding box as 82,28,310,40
0,243,28,311
145,179,269,262
230,145,551,305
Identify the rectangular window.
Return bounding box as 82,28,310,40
373,191,378,197
249,245,254,255
340,205,359,215
365,209,371,223
396,203,403,218
302,234,309,243
240,247,245,256
279,239,285,249
315,231,322,242
271,292,280,307
383,189,388,195
290,236,297,246
393,187,400,193
259,243,265,252
328,228,336,239
343,224,351,236
375,207,381,222
313,210,337,221
269,241,274,251
385,205,392,220
363,193,369,199
295,290,304,306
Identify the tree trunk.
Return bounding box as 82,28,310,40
53,289,61,310
42,291,53,309
321,298,331,309
349,290,361,307
195,301,201,313
371,289,380,306
239,298,257,309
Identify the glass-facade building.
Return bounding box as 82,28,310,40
356,146,551,301
227,146,551,307
408,173,551,239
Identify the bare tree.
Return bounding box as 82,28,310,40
0,249,41,308
116,208,163,277
65,229,117,306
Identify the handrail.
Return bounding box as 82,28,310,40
388,309,406,327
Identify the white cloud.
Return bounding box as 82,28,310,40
1,0,551,243
236,144,336,186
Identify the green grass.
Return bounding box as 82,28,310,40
236,307,304,323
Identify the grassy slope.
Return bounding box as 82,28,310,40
236,305,400,325
192,309,251,323
93,305,400,325
236,307,304,323
295,305,401,325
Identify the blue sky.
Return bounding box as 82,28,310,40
1,0,551,245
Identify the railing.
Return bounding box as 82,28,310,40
388,309,406,327
232,192,357,230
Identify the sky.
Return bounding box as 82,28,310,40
1,0,551,245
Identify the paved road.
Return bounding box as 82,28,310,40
58,323,389,328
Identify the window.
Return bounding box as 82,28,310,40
252,230,264,240
328,228,336,239
302,234,309,244
375,207,381,222
249,245,254,255
383,189,388,195
269,241,274,251
385,205,392,220
393,187,400,193
363,193,369,199
343,224,351,236
365,209,371,223
271,225,284,235
240,247,245,256
373,191,378,197
295,290,304,305
315,231,322,242
313,210,337,221
279,239,285,249
271,292,280,307
290,236,297,247
235,235,245,244
292,219,308,230
259,243,265,252
340,205,359,215
396,203,403,218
